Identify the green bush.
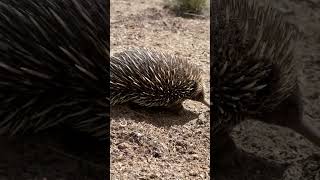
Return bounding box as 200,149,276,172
165,0,208,17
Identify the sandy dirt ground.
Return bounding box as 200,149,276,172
110,0,320,179
110,0,210,179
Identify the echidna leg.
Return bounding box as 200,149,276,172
127,102,145,110
127,102,184,115
213,132,245,169
260,85,320,147
167,103,184,115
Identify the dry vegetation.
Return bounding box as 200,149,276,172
164,0,209,17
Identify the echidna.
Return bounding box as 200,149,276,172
110,48,209,111
212,0,320,159
0,0,108,138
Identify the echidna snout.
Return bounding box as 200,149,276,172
110,48,209,110
189,86,210,107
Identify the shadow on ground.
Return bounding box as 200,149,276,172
214,149,287,180
111,105,201,127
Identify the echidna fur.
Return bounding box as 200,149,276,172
110,48,209,109
212,0,299,135
0,0,109,138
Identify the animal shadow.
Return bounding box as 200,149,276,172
214,149,287,180
110,104,203,127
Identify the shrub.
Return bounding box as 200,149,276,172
164,0,208,17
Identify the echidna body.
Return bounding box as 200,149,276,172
110,48,209,110
213,0,320,147
0,0,108,138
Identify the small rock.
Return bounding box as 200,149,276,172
191,154,199,160
118,143,129,150
189,171,198,176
